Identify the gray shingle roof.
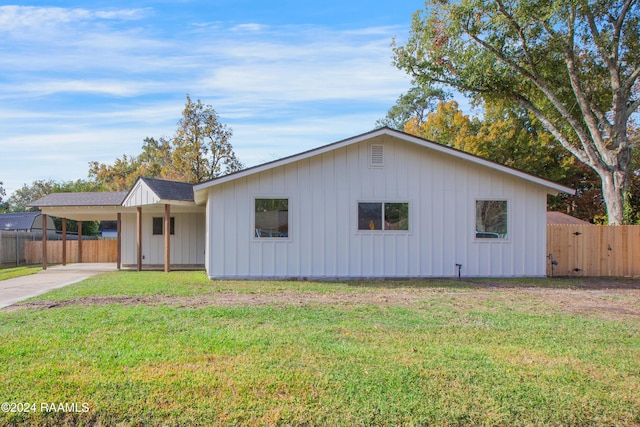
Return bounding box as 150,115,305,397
141,177,194,202
30,192,128,207
0,212,41,231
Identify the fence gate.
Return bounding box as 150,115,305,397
547,225,640,277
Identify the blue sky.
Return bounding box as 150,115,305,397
0,1,425,196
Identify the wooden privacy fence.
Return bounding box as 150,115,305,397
547,225,640,277
0,231,39,267
25,240,117,265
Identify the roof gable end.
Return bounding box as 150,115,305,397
194,128,575,197
123,177,195,207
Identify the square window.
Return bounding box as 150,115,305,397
152,217,175,235
475,200,507,239
358,202,382,230
385,203,409,230
255,198,289,238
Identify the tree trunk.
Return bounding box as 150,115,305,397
599,170,626,225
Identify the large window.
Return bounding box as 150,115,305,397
358,202,409,231
255,198,289,238
475,200,507,239
152,217,175,235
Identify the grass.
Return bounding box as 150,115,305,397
1,272,639,426
0,265,41,281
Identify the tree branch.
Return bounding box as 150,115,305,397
493,0,539,78
623,65,640,94
516,95,593,165
612,0,636,65
628,98,640,119
584,7,616,72
467,28,603,159
565,6,612,158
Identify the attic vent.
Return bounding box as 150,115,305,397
370,144,384,167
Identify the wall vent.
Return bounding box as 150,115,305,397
370,144,384,167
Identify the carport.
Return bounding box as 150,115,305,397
29,192,130,270
29,178,206,273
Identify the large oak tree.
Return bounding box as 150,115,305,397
393,0,640,224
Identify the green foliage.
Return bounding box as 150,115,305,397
170,95,243,183
0,180,5,204
6,179,104,213
90,95,243,190
391,92,617,222
393,0,640,224
375,84,450,130
88,154,142,192
6,179,56,212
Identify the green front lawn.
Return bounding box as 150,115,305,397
1,272,638,426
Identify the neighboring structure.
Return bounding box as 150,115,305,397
31,128,574,278
546,211,591,225
99,221,118,238
0,211,55,233
0,212,57,267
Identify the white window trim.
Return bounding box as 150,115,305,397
356,200,411,234
252,195,292,242
473,198,510,242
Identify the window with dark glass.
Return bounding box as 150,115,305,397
475,200,507,239
358,202,409,231
152,217,175,235
255,198,289,238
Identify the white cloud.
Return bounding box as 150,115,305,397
0,79,161,98
0,7,414,197
230,23,267,32
0,5,147,31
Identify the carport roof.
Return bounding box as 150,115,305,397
30,192,128,207
28,192,130,221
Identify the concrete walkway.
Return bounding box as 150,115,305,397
0,263,116,309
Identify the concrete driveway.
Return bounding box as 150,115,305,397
0,263,116,309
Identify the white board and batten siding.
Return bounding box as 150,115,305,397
204,133,550,279
120,178,206,266
120,212,206,266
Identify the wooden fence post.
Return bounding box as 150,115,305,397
42,214,47,270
